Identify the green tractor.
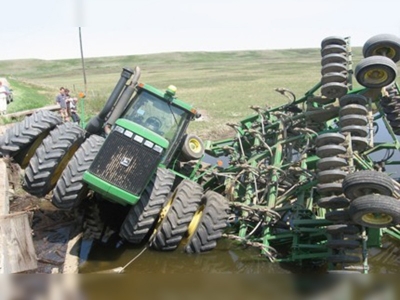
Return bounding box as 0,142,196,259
0,67,229,253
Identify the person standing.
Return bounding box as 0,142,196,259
55,87,68,121
65,88,80,124
0,81,8,115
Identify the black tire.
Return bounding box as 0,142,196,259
342,170,394,200
321,72,347,85
184,191,229,254
317,196,350,209
321,44,347,56
317,157,347,171
317,169,347,184
339,94,368,107
321,36,346,49
321,82,348,99
339,115,368,127
363,34,400,62
316,145,347,158
321,53,347,66
317,182,343,196
0,110,62,168
340,125,368,137
339,104,368,117
351,136,369,152
325,210,351,222
315,133,345,147
327,254,361,264
119,168,175,244
326,239,360,249
180,134,205,161
151,180,203,251
321,63,347,75
349,194,400,228
326,224,359,235
23,123,86,197
355,56,397,88
84,197,105,240
51,135,105,210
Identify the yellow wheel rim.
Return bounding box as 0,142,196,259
184,204,205,243
152,190,177,235
372,46,397,60
50,142,81,186
189,138,202,153
361,212,393,226
17,131,50,169
363,68,388,85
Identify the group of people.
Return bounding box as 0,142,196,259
55,87,81,123
0,81,9,115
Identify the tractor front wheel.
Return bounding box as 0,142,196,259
183,191,229,254
119,168,175,244
51,134,105,210
151,180,203,251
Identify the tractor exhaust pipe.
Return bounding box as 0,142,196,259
105,66,141,134
85,67,134,135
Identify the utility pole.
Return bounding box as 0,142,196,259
79,27,87,126
79,27,87,95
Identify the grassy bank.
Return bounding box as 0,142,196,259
0,47,395,138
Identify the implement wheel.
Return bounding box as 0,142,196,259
0,110,62,168
151,180,203,251
321,36,346,49
355,56,397,88
120,168,175,244
363,34,400,62
349,194,400,228
342,170,394,200
23,123,86,197
51,134,105,210
315,133,345,147
184,191,229,254
181,134,205,161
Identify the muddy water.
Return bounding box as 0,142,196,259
80,117,400,274
79,238,289,274
78,235,400,274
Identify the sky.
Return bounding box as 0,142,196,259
1,0,400,60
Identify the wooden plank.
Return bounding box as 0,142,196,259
0,212,37,274
0,159,9,216
0,105,60,120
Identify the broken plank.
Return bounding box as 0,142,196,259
0,211,37,274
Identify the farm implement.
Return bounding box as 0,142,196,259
197,34,400,273
1,34,400,273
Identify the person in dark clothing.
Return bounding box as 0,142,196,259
55,87,69,121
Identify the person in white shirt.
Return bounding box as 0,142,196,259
0,81,9,115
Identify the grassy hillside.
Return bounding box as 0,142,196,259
0,47,389,139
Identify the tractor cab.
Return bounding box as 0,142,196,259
82,82,202,206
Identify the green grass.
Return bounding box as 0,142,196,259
0,47,397,138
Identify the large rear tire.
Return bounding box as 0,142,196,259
119,168,175,244
184,191,229,254
151,180,203,251
23,122,86,197
0,110,62,168
51,134,105,210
